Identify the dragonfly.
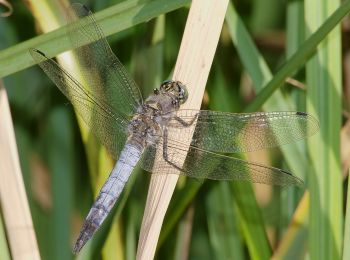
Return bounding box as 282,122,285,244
30,3,319,253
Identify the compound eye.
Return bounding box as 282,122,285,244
161,80,172,85
160,80,172,91
176,82,188,104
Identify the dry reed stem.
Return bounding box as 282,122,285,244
136,0,229,259
0,83,40,260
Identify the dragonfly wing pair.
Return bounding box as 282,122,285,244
140,110,319,186
30,3,319,187
30,3,143,159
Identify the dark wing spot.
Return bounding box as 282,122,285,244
296,111,307,116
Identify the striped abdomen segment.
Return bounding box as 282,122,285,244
73,144,142,253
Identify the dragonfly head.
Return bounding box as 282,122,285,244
158,80,188,106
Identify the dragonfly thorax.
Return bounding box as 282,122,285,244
128,84,187,149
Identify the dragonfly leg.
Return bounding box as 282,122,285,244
162,127,184,172
173,113,198,127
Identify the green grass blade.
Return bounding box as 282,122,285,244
226,0,319,180
158,180,201,248
343,169,350,259
245,0,350,112
250,0,284,34
225,2,316,258
149,14,165,87
286,1,305,59
125,201,138,260
286,0,306,112
0,213,10,260
46,107,75,260
0,0,190,78
273,2,308,257
225,2,272,91
102,220,124,259
224,4,284,259
306,0,343,259
231,183,271,259
206,183,244,260
226,2,297,113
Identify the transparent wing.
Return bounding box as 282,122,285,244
166,110,319,153
140,139,303,186
30,49,128,159
65,3,143,116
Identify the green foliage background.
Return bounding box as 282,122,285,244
0,0,349,259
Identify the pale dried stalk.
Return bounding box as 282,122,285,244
136,0,229,259
0,83,40,260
